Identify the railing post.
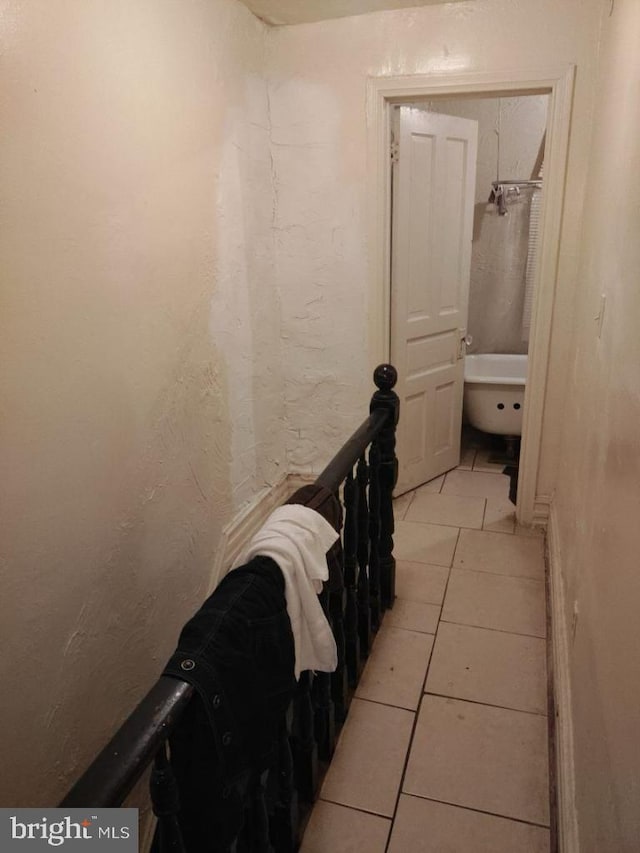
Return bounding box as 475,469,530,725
271,725,298,853
329,578,349,724
368,442,382,632
291,672,319,803
150,742,186,853
370,365,399,611
342,469,362,686
356,455,372,657
312,586,336,760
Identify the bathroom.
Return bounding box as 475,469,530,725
393,93,548,494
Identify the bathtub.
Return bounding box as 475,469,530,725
464,354,528,436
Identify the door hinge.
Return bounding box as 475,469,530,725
390,141,399,165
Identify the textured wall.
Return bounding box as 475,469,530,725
267,0,601,497
0,0,283,806
552,0,640,849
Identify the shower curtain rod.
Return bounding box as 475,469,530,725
491,179,542,188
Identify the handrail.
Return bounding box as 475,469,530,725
61,678,193,808
315,409,388,493
59,364,398,812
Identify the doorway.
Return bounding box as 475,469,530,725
391,94,548,500
367,67,575,526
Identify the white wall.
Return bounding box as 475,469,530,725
0,0,284,806
552,0,640,849
419,95,548,354
266,0,602,499
421,96,547,207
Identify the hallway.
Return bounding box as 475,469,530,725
301,458,550,852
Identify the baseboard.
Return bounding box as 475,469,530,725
533,493,552,527
547,504,580,853
285,471,317,491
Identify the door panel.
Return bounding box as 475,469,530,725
391,106,478,494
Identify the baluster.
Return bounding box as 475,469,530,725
290,672,318,803
329,578,348,724
343,469,362,686
368,442,382,632
312,585,336,760
150,742,186,853
370,365,400,611
270,722,298,853
356,455,372,657
246,770,271,853
329,483,349,723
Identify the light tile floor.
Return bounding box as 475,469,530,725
301,463,549,853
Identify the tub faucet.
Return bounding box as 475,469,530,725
458,332,473,359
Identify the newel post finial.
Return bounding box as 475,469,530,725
373,363,397,392
371,364,399,425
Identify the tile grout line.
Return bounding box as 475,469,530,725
403,489,415,519
423,691,548,718
439,616,547,640
405,517,488,532
445,564,545,582
400,517,528,535
394,593,442,607
317,795,394,823
372,622,438,638
447,567,545,584
383,527,461,853
399,792,552,831
354,695,425,714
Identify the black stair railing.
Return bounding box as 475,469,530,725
60,364,399,849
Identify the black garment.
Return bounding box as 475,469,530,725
154,556,296,853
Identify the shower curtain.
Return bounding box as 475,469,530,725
522,186,541,343
467,185,539,355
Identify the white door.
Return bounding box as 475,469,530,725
391,106,478,494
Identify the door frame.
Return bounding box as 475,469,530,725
366,66,575,526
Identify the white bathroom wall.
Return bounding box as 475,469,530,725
267,0,602,502
418,96,548,354
0,0,283,806
421,96,547,207
552,0,640,848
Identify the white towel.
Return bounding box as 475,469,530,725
231,505,339,679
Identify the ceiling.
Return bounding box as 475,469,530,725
240,0,469,27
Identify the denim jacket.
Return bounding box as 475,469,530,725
156,556,295,852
